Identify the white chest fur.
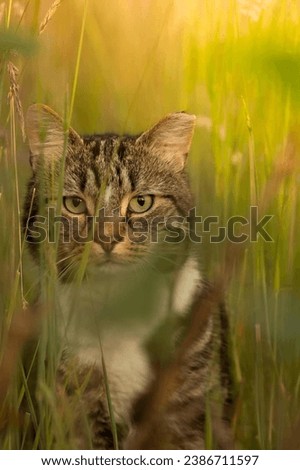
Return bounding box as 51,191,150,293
56,256,202,421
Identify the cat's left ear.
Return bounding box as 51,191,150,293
137,112,196,172
26,104,83,171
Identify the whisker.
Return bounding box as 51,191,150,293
56,253,78,266
57,257,80,281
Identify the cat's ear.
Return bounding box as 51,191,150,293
26,104,83,170
137,112,196,171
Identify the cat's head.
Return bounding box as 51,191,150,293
23,104,196,280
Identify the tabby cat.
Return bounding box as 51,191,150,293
23,104,233,449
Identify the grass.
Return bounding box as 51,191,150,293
0,0,300,450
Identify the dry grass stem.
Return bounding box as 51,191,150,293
39,0,64,35
7,61,25,142
0,306,40,405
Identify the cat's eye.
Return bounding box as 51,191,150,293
63,196,87,214
128,195,154,213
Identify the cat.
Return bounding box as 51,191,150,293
23,104,233,450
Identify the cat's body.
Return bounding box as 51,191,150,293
56,255,204,448
23,105,233,449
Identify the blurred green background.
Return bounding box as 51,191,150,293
0,0,300,449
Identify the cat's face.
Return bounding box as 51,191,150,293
24,105,196,280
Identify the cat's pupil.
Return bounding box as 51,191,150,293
137,196,145,206
72,198,81,207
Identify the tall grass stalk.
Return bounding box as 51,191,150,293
68,0,88,127
6,0,13,28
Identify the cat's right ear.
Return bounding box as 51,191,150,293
26,104,83,171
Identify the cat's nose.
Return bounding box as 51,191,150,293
100,239,118,253
94,232,124,253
